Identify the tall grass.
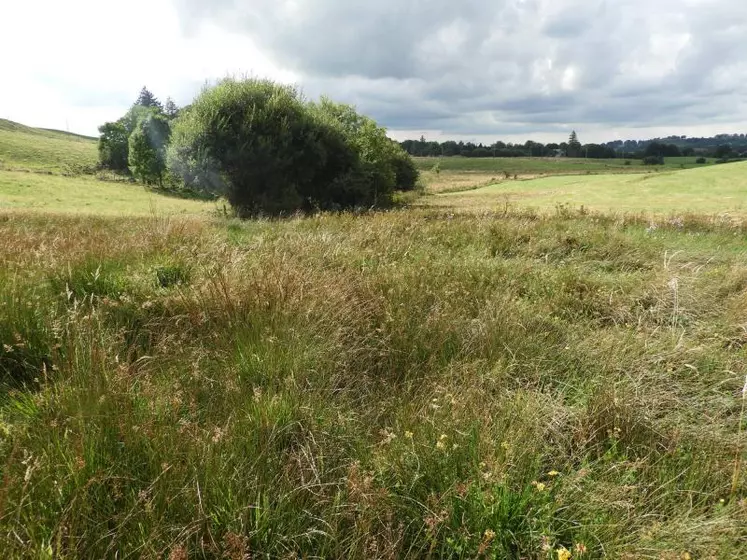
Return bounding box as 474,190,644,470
0,208,746,558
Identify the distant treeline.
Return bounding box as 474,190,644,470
400,133,747,160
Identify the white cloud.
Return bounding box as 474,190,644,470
2,0,747,143
0,0,294,135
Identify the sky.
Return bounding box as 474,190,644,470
2,0,747,144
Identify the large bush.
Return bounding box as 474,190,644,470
168,79,418,215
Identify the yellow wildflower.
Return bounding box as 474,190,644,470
532,481,546,492
556,546,571,560
404,431,414,439
548,470,561,477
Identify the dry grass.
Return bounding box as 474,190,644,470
1,208,746,558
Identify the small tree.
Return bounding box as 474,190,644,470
128,112,170,185
97,121,130,172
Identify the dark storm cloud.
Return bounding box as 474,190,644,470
173,0,747,138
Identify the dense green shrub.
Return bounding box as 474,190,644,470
97,121,130,172
168,79,418,215
391,150,420,191
642,155,663,165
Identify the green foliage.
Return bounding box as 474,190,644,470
643,155,664,165
98,90,168,175
168,79,413,216
310,97,415,204
567,130,582,157
696,157,707,164
645,142,681,158
97,121,129,172
391,150,420,191
154,264,190,288
714,144,733,159
128,112,170,185
0,284,54,389
135,86,163,112
164,97,180,120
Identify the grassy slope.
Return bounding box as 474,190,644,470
0,119,98,173
432,161,747,216
0,170,215,216
0,119,214,216
1,210,746,559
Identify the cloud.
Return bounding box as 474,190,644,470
171,0,747,141
2,0,746,142
0,0,296,136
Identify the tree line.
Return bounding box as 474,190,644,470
401,131,747,160
97,81,419,216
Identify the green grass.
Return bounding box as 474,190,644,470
0,169,217,216
415,156,714,175
0,119,98,174
431,161,747,217
0,119,745,557
1,208,746,558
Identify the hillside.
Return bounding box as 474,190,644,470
0,119,217,216
0,118,98,173
0,170,215,216
433,161,747,216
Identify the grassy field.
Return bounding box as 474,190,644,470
0,121,746,558
0,170,216,216
414,156,713,175
0,119,216,216
428,161,747,217
416,156,718,198
1,209,746,558
0,119,98,174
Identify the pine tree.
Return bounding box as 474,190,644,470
135,87,163,111
164,97,180,120
568,130,582,157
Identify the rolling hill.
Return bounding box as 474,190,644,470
0,118,216,215
0,118,98,173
